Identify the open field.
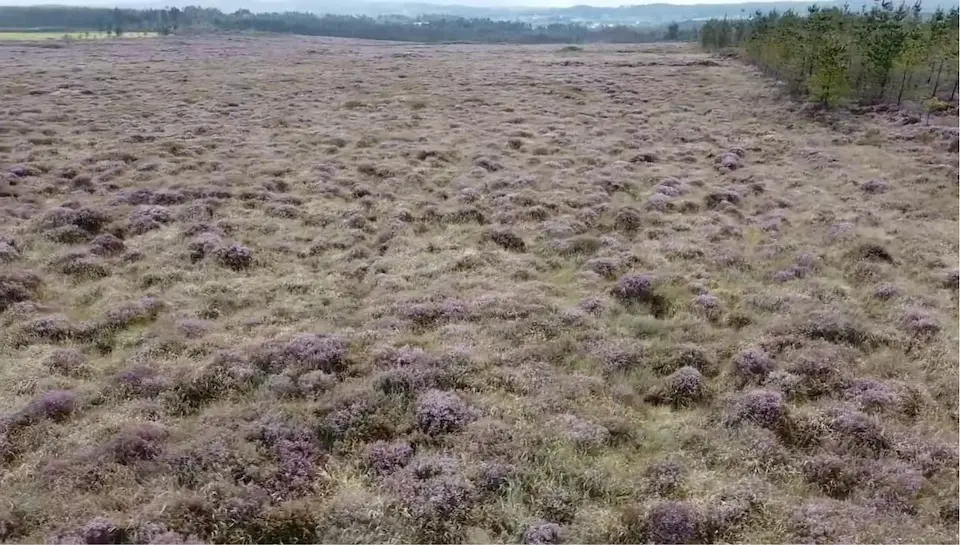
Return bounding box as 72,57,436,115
0,31,157,41
0,36,957,543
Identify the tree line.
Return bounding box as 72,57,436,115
0,5,695,43
699,1,960,107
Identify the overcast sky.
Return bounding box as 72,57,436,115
0,0,818,5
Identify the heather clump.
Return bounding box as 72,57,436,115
415,389,478,436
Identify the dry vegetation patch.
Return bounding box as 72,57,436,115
0,36,957,543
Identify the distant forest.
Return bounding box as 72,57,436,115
0,5,696,43
700,1,960,107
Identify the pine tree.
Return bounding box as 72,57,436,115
699,0,956,107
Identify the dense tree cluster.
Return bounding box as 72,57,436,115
699,1,960,107
0,5,688,43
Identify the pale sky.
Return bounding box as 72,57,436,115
0,0,821,6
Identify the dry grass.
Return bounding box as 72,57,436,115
0,35,957,544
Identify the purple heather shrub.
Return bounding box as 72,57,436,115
700,482,766,542
704,189,742,209
51,252,111,279
645,501,699,545
476,461,516,493
375,365,440,396
463,419,515,459
387,454,476,532
178,200,216,223
363,440,415,475
375,345,433,368
773,265,806,283
252,333,348,375
873,282,899,300
786,345,850,398
415,390,477,436
843,378,901,412
801,454,863,499
128,205,172,235
522,522,564,545
794,252,822,271
45,348,88,376
733,346,776,383
559,307,589,327
826,221,855,242
19,314,75,344
645,193,674,212
187,232,223,262
265,374,299,399
24,389,78,422
613,206,643,232
727,389,785,430
400,299,469,328
901,308,941,337
214,243,254,270
591,339,647,373
169,352,262,411
799,309,875,347
81,517,124,544
896,438,959,478
485,227,526,252
280,333,348,373
108,423,168,464
0,432,15,462
645,460,686,496
734,426,789,472
584,257,619,279
693,293,721,310
763,370,802,398
255,420,324,497
611,273,656,304
860,460,927,514
665,366,705,407
322,396,379,442
549,234,603,257
270,438,321,497
655,178,685,197
787,500,861,544
297,370,338,398
577,296,606,316
175,319,212,339
674,344,712,375
851,242,894,264
105,296,164,330
151,189,187,205
115,188,156,206
719,151,742,170
46,225,91,244
0,240,20,263
859,179,887,193
407,453,460,480
0,271,42,312
823,406,890,454
113,364,168,398
89,233,125,256
42,206,110,234
551,413,610,448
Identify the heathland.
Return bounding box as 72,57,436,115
0,36,957,544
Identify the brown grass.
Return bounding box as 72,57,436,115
0,35,957,544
